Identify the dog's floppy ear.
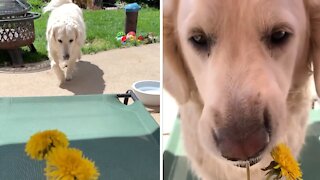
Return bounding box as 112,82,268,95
164,0,192,104
47,24,57,43
74,24,86,46
307,0,320,97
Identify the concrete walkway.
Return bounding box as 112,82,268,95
0,44,160,123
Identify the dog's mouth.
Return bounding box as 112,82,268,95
218,130,270,168
220,136,269,168
226,151,264,168
215,109,272,168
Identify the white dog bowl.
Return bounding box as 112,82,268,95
132,80,160,106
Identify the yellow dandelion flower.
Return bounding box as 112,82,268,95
45,147,100,180
25,130,69,160
262,143,302,180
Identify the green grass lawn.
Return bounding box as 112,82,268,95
0,8,159,65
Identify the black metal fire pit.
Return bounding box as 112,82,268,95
0,0,40,67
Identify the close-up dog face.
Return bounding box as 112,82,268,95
49,23,79,61
180,0,308,165
164,0,320,178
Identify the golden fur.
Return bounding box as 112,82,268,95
164,0,320,179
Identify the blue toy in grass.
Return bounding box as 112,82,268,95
124,3,141,12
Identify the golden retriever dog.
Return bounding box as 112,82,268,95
164,0,320,179
44,0,86,84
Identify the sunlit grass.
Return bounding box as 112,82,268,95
0,7,159,65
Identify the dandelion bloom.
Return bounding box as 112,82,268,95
262,143,302,180
45,148,100,180
25,130,69,160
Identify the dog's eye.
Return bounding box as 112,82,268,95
189,33,211,52
69,39,73,43
58,39,63,43
269,30,290,46
191,34,207,46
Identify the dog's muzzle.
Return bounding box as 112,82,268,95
213,105,272,167
63,54,70,60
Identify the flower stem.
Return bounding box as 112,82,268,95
246,162,250,180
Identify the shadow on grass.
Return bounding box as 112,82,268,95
60,60,105,95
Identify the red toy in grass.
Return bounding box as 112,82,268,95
138,35,144,41
121,36,127,42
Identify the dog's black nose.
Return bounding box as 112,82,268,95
63,54,70,60
215,108,271,161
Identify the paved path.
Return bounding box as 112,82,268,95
0,44,160,123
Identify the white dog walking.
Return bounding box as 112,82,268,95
44,0,86,84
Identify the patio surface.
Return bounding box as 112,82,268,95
0,44,160,123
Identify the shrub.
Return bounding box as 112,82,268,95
73,0,95,9
28,0,47,11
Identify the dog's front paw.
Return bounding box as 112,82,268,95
66,69,72,81
57,74,65,82
58,79,65,87
66,73,73,81
66,68,74,81
66,76,72,81
56,74,66,86
56,78,65,86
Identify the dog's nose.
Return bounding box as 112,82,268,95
215,108,271,161
63,54,70,60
